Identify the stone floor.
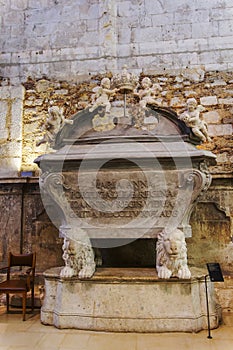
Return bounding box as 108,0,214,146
0,307,232,350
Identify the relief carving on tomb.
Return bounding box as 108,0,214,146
35,66,215,280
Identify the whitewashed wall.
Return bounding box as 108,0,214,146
1,0,233,84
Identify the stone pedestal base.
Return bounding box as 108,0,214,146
41,267,220,333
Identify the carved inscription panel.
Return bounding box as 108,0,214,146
61,168,193,238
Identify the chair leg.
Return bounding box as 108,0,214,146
22,292,26,321
6,294,9,312
31,288,34,312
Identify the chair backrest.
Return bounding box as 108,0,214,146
9,252,35,267
7,252,36,279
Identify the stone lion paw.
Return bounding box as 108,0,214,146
157,266,172,279
95,256,102,267
60,266,75,278
78,265,95,279
178,266,191,279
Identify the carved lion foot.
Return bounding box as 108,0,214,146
178,266,191,279
94,247,102,267
78,264,95,279
157,266,172,279
60,266,75,278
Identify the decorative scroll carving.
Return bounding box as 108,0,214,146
156,228,191,279
39,172,70,225
178,166,212,233
39,172,96,279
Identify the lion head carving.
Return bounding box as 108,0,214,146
60,237,96,279
156,229,191,279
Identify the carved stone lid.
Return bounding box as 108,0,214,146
34,66,216,169
35,113,215,169
35,141,215,165
54,105,193,147
36,94,218,170
34,104,216,168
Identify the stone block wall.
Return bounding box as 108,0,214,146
1,0,233,84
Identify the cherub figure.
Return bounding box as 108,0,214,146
135,77,162,109
179,98,211,143
89,77,117,114
36,105,73,147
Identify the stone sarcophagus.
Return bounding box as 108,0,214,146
35,69,218,332
35,103,215,278
35,68,215,278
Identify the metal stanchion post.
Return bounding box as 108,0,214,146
204,274,212,339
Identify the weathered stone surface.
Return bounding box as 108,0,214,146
0,86,24,177
203,110,220,124
218,98,233,105
1,1,233,81
0,180,63,271
0,184,22,262
200,96,218,106
41,267,219,332
188,177,233,273
208,124,232,136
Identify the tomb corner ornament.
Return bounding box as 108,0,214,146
34,66,216,280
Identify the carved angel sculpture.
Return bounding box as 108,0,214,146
179,98,211,143
135,77,162,109
89,77,117,114
36,105,73,147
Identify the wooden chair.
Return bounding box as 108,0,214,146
0,252,36,321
